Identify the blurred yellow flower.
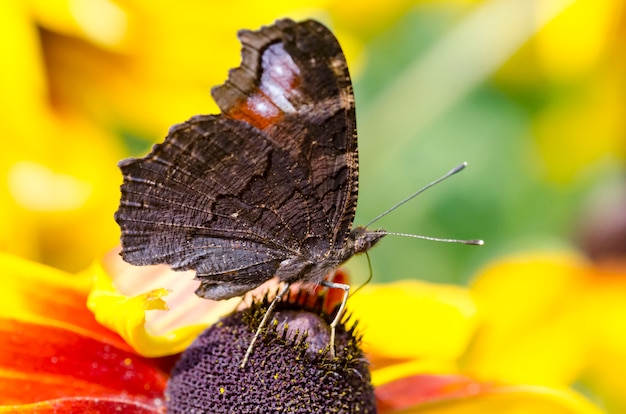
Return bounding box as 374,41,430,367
463,252,626,413
495,0,626,182
0,1,336,271
3,0,436,272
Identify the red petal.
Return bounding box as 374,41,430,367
3,254,130,352
376,374,494,411
0,319,168,406
0,397,164,413
29,284,132,352
323,269,350,312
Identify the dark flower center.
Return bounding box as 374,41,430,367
165,294,376,413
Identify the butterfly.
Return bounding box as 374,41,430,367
115,19,387,365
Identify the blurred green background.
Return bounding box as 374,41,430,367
1,0,624,285
349,2,625,284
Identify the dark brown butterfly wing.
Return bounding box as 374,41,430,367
212,19,358,246
115,19,358,300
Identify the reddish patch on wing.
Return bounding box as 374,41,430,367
224,91,284,130
375,374,495,411
224,42,302,131
0,319,169,406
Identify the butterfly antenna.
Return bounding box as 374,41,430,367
365,162,468,228
375,231,483,245
241,283,290,368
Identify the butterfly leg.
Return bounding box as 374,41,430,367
320,279,350,358
241,282,290,368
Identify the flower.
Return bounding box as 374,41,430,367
2,4,620,411
0,251,603,413
460,253,626,412
0,252,169,412
166,298,376,413
494,0,626,183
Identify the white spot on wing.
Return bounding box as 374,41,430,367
259,43,302,113
248,95,279,118
263,82,295,113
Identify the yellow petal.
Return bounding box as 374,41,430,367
574,264,626,413
371,359,459,388
86,257,240,357
349,280,477,361
87,261,195,357
535,0,619,81
465,252,590,385
393,384,603,414
0,252,91,323
30,0,130,50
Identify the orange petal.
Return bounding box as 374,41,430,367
0,318,168,406
0,253,129,351
376,375,603,414
376,374,495,411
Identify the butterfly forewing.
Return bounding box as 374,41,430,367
212,19,359,249
115,19,360,300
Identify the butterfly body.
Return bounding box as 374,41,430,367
272,226,386,293
115,19,385,303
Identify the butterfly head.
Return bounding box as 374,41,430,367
348,226,386,256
